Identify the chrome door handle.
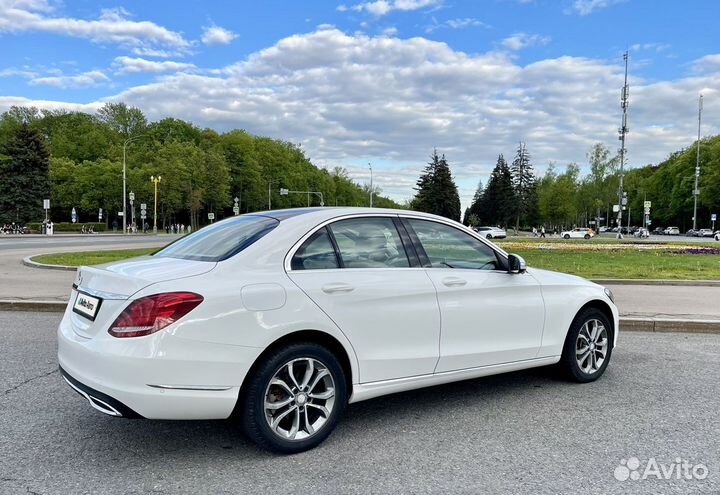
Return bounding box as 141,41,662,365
321,283,355,294
442,277,467,287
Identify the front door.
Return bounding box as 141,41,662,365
403,218,545,373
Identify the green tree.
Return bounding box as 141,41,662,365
412,149,461,221
510,142,537,231
0,124,50,224
478,154,515,227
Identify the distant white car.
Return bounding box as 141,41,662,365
715,231,720,241
664,227,680,236
599,226,608,233
475,226,506,239
561,228,595,240
699,228,714,238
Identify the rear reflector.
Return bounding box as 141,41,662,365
108,292,203,338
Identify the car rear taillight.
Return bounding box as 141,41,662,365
108,292,203,338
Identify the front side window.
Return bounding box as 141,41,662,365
329,217,410,268
154,215,278,262
406,218,501,270
291,228,339,270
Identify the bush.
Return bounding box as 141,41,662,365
26,222,107,233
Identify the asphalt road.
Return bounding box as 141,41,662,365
1,312,719,494
0,234,181,253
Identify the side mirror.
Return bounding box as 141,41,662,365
507,253,526,274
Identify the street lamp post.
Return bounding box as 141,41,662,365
122,135,147,234
368,163,373,207
129,191,135,233
150,175,161,234
692,94,703,231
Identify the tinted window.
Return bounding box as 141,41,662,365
407,219,500,270
154,215,278,262
291,228,339,270
330,217,410,268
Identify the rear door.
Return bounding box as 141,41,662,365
403,217,545,372
287,216,441,383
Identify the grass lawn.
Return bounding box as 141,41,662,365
30,243,720,280
508,247,720,279
32,248,156,267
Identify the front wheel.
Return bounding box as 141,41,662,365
486,233,493,239
564,234,570,239
242,343,347,454
559,308,613,383
584,234,590,239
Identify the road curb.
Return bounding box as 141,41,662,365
22,256,77,271
620,317,720,333
0,300,67,312
593,279,720,287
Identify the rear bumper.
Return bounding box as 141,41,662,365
60,366,144,418
57,311,262,420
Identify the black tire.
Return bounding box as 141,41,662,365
486,233,492,239
564,234,570,239
559,307,613,383
242,342,347,454
584,234,590,239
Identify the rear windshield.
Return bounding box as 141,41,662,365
154,215,279,262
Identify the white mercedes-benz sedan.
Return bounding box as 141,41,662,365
58,208,618,453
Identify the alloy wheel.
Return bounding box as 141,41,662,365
575,319,608,374
263,357,336,441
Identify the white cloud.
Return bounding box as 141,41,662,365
113,56,196,74
29,70,109,88
201,25,238,46
0,0,189,48
692,54,720,73
0,67,38,78
2,28,719,206
501,33,550,50
381,26,398,36
569,0,626,15
425,17,489,34
344,0,440,16
630,42,670,53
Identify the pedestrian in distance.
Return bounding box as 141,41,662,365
540,226,546,238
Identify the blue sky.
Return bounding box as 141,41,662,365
1,0,719,206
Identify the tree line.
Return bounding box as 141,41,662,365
0,104,399,228
1,103,718,231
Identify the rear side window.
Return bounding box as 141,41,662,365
154,215,278,262
291,228,339,270
329,217,410,268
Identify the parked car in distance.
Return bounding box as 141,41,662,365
699,228,714,237
475,226,507,239
652,227,665,235
715,231,720,241
561,227,595,240
633,227,650,238
598,226,608,233
57,208,618,454
664,226,680,235
685,229,698,237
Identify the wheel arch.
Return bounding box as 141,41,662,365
576,299,615,343
231,329,355,418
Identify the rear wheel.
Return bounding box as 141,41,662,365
242,343,347,454
559,308,613,383
564,234,570,239
584,234,590,239
486,233,493,239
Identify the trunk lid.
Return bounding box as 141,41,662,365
70,255,216,338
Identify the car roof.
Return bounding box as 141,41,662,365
247,207,454,225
